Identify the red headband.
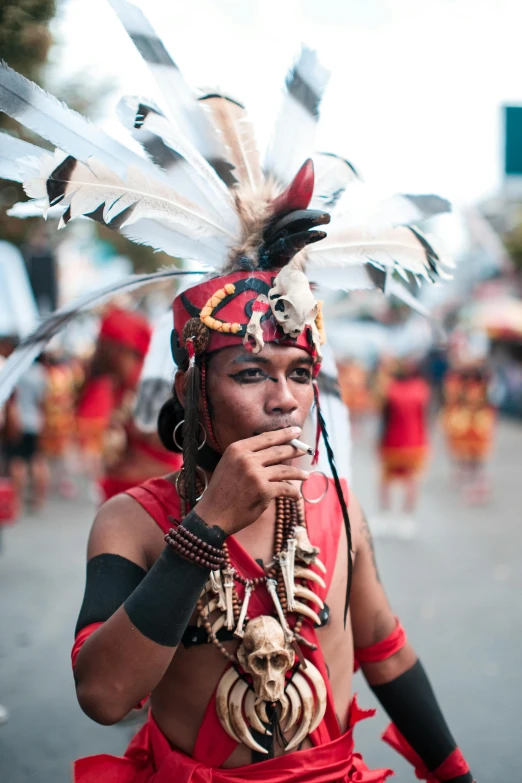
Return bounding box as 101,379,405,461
173,270,320,360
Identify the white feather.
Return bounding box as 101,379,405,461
310,152,359,210
139,110,238,229
0,133,50,183
0,268,208,408
330,181,451,231
26,155,234,243
307,224,443,280
265,47,330,185
0,61,164,182
107,0,224,166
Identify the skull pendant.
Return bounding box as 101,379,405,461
237,616,295,703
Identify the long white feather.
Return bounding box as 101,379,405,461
107,0,225,168
265,47,330,185
0,61,162,181
138,110,238,228
0,132,50,183
25,156,235,244
199,94,263,190
307,224,446,280
310,152,359,210
330,181,450,232
0,268,207,408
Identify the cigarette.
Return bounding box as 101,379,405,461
289,438,315,457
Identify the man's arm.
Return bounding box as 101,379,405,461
349,494,474,783
73,426,308,726
73,495,221,725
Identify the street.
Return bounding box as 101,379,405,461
0,419,521,782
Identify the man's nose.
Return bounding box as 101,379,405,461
265,377,298,414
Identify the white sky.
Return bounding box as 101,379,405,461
49,0,522,204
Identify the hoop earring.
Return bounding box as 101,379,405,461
300,470,329,504
173,420,207,451
175,467,208,502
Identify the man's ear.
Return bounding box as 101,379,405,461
174,369,186,407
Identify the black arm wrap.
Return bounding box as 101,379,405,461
123,510,226,647
75,554,147,637
371,660,473,782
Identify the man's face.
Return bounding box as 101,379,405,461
204,343,315,451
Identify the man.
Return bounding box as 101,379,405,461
71,264,473,781
0,19,472,779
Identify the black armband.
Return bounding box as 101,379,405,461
371,660,472,782
75,554,147,637
123,511,226,647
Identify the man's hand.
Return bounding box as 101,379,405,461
196,426,309,535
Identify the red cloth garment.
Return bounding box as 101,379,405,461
74,698,393,783
100,308,152,358
73,474,394,780
379,376,430,478
99,477,143,502
353,618,407,672
383,723,470,781
380,377,430,450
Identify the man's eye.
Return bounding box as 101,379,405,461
290,368,311,383
230,368,267,383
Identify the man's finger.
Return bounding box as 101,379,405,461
242,427,302,453
269,482,301,502
266,465,310,482
258,443,306,466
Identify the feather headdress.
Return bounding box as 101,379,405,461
0,0,452,397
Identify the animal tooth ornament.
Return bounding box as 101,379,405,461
0,0,458,759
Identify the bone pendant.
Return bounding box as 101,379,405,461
243,294,268,354
279,547,296,612
234,583,252,639
294,525,321,566
223,568,235,631
294,567,326,590
293,600,322,627
285,671,314,751
210,570,227,611
237,616,295,704
197,597,219,626
294,585,324,611
266,579,294,643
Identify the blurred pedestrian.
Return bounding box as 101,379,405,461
442,364,496,503
377,360,430,534
2,357,49,512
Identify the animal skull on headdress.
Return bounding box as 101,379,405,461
237,616,295,703
268,264,322,358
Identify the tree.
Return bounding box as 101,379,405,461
0,1,168,271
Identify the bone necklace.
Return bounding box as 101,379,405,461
176,470,328,755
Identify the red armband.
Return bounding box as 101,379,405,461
71,622,104,669
354,617,407,672
383,723,472,782
71,622,147,710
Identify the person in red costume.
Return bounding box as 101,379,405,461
71,174,473,782
378,361,431,521
75,307,152,494
98,314,183,503
0,25,473,781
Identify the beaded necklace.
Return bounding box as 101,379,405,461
175,470,320,664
